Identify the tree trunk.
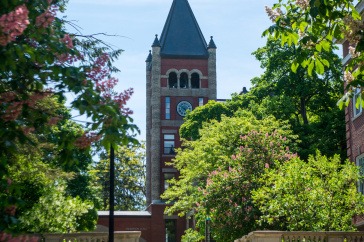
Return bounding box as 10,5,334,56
300,97,309,125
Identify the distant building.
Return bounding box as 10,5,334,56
96,0,217,241
338,1,364,230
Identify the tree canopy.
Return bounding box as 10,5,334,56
264,0,363,107
161,110,296,241
253,152,364,231
93,144,146,211
0,0,138,235
181,39,345,160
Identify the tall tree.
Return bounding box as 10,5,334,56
263,0,363,106
253,152,364,231
161,111,296,241
93,144,146,211
0,0,138,234
250,38,345,160
3,96,101,233
180,39,345,160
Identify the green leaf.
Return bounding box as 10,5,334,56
315,59,325,74
308,60,315,76
291,60,299,73
281,34,287,47
316,43,322,52
321,59,330,68
352,10,361,20
321,41,330,51
301,59,309,68
356,97,362,109
307,60,315,76
338,100,344,110
300,22,308,32
292,22,297,30
292,33,299,45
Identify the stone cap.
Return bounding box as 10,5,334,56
97,211,151,217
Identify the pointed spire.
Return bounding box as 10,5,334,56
152,34,161,47
159,0,209,59
207,36,217,49
146,50,152,62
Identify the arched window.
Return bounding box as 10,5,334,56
168,72,177,88
191,73,200,89
180,72,189,88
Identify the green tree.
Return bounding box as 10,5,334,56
250,38,345,160
18,183,92,233
0,0,138,234
192,131,296,241
93,144,146,211
263,0,363,106
252,152,364,231
181,38,345,160
161,110,296,240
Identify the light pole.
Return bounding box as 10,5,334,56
205,217,211,242
109,145,115,242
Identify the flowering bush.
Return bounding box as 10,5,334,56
196,131,296,241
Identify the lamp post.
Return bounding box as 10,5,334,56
205,217,211,242
109,145,115,242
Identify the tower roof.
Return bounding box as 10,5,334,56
159,0,209,59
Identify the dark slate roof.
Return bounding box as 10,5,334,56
152,35,161,47
207,36,217,49
145,50,152,62
239,87,249,95
159,0,209,59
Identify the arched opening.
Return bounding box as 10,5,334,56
191,73,200,89
168,72,177,88
180,72,189,88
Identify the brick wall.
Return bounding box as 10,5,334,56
161,59,208,76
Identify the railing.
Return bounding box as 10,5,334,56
38,231,141,242
235,231,364,242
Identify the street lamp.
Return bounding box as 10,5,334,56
109,145,115,242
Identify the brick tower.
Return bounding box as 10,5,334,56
145,0,217,240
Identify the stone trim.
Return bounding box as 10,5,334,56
162,129,178,134
342,53,351,66
161,88,209,96
163,215,179,219
161,120,184,127
162,168,178,173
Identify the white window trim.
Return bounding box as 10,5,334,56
353,87,363,119
356,153,364,194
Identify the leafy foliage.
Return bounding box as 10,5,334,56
93,144,146,211
162,111,296,240
181,38,345,160
0,0,138,233
263,0,363,106
196,131,296,241
18,184,92,233
252,152,364,231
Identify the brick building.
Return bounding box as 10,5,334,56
339,1,364,230
96,0,217,241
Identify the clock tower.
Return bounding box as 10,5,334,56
145,0,216,240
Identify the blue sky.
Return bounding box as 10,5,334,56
63,0,288,141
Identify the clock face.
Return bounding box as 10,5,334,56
176,101,193,117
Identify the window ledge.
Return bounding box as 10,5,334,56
352,111,363,121
162,154,176,157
